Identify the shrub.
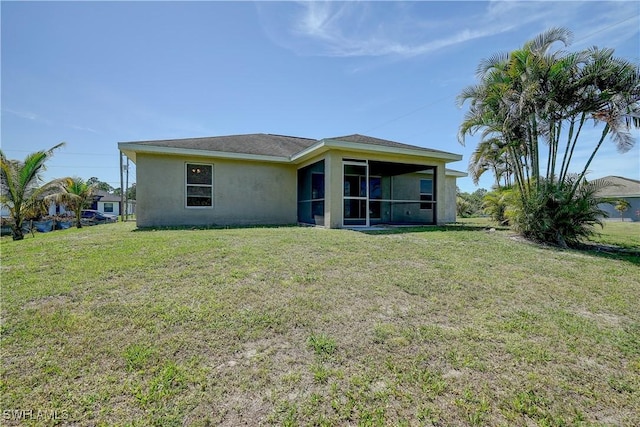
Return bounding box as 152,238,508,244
482,189,512,225
507,177,611,248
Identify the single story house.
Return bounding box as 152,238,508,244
93,190,136,217
39,191,135,218
118,133,466,229
596,176,640,222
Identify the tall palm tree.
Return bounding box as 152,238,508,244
46,178,96,228
457,27,639,246
0,143,65,241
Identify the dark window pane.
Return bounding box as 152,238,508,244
420,179,433,194
187,196,212,207
187,186,212,197
344,199,365,219
312,200,324,216
187,164,212,185
344,164,366,175
370,177,381,199
312,173,324,199
344,175,360,197
420,194,433,210
369,201,381,218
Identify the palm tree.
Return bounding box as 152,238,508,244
457,27,639,246
1,143,65,241
467,137,513,188
614,199,631,221
46,178,96,228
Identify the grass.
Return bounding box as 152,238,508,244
1,221,639,426
589,221,640,250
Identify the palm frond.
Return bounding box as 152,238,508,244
525,27,573,55
475,52,509,79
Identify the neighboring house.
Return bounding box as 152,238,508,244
596,176,640,222
93,190,136,217
2,201,68,217
118,133,467,229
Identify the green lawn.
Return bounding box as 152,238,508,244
1,222,638,426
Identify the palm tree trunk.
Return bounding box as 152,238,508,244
530,114,540,186
509,146,527,198
12,222,24,241
548,120,562,183
559,113,586,184
75,208,83,228
571,123,610,197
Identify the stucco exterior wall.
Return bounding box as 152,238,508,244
443,176,458,223
136,154,297,227
386,173,434,224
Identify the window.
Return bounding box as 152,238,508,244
420,179,433,210
186,163,213,207
103,202,114,213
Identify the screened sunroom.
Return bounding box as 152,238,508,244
297,159,438,228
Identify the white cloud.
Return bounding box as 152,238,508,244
258,1,638,60
3,107,102,134
71,125,99,134
3,108,43,122
259,2,510,58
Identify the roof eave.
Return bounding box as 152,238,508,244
118,142,290,163
289,140,330,163
119,138,465,165
321,139,463,162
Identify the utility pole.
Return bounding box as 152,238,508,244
120,151,125,223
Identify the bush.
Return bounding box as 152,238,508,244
507,178,611,248
482,189,512,225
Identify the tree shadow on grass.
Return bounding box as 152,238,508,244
357,222,508,235
574,243,640,265
360,223,640,265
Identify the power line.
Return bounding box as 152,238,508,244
1,148,117,156
362,94,454,134
45,165,126,169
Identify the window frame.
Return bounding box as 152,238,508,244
419,178,433,210
185,163,213,208
103,202,114,213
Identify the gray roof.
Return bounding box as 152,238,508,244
596,176,640,197
328,134,453,155
120,132,461,160
127,133,318,157
94,190,123,202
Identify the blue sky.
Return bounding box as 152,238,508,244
1,1,638,193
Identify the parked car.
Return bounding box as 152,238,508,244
81,210,117,224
